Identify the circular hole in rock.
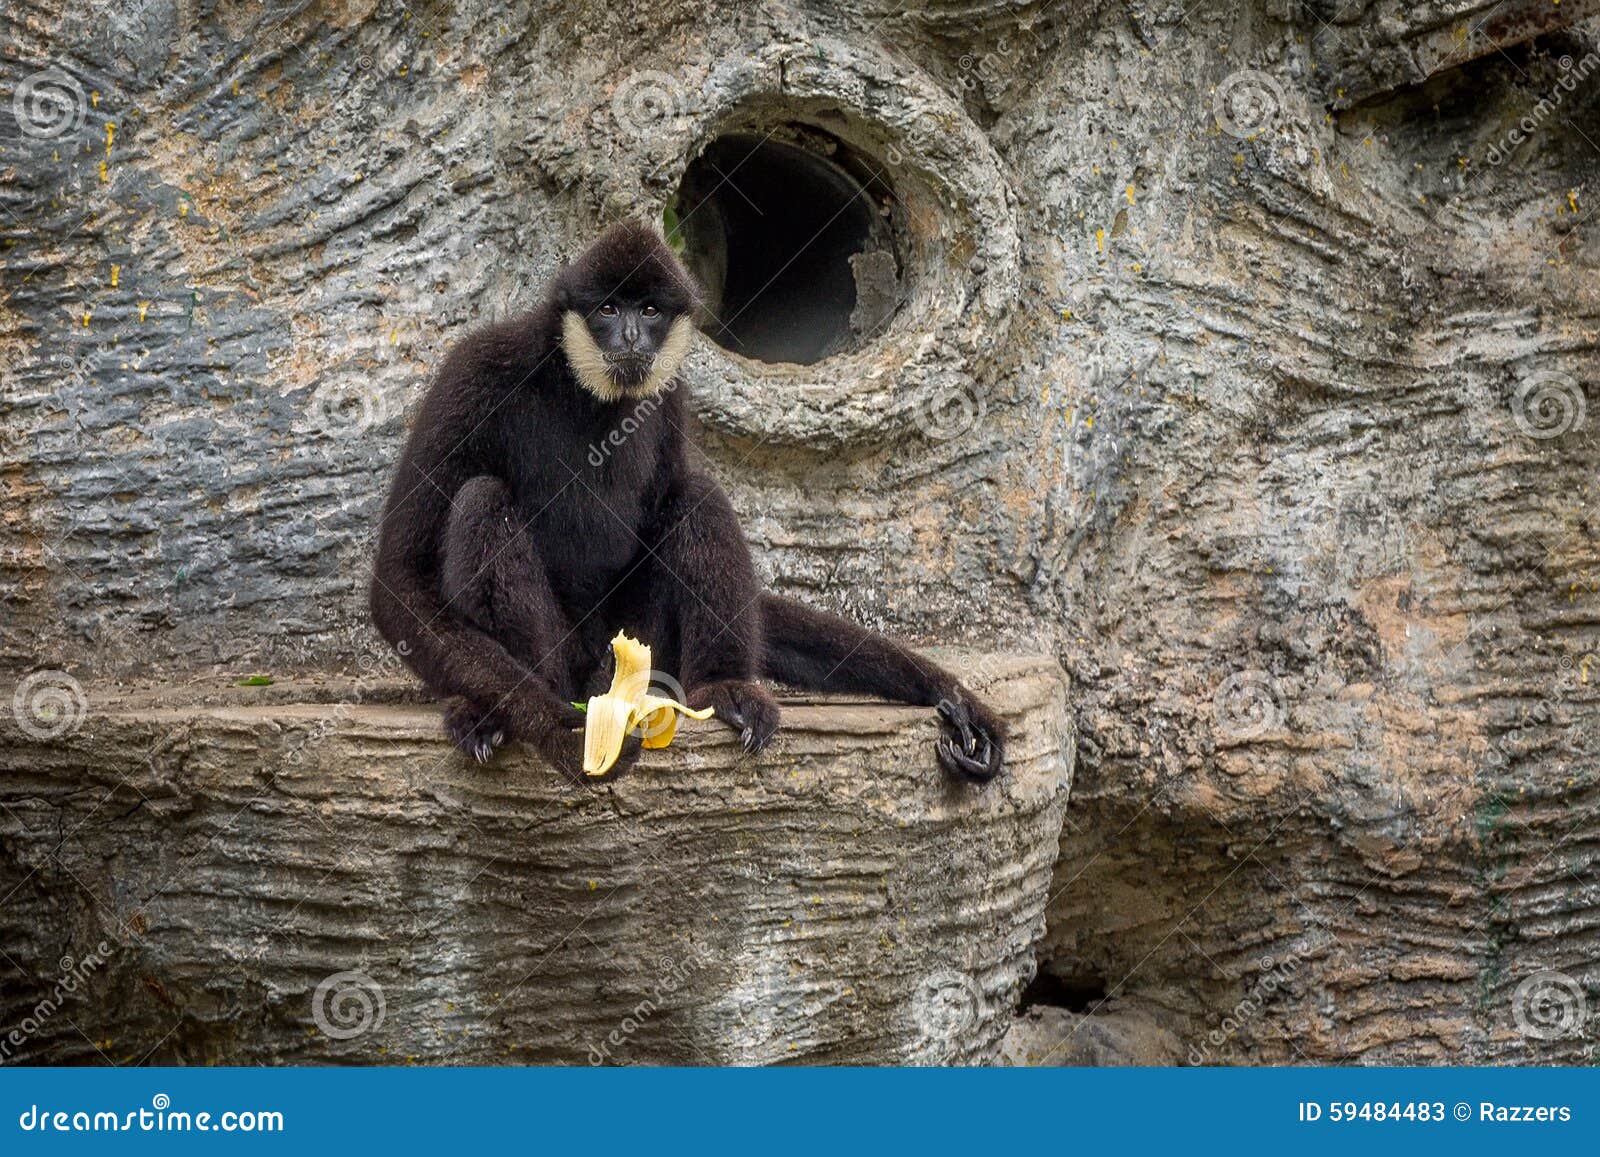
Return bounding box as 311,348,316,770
669,130,903,366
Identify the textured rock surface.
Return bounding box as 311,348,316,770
0,655,1071,1064
1310,0,1600,107
2,0,1598,1064
1000,1004,1182,1066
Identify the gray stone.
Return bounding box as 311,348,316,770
0,655,1071,1064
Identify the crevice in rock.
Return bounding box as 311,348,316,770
1018,967,1106,1014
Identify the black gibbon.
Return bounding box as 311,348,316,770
370,221,1005,783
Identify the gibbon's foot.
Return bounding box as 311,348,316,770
688,680,781,754
534,724,642,785
935,695,1006,783
443,697,514,765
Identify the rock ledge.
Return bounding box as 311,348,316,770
0,653,1071,1065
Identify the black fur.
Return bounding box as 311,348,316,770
370,220,1006,783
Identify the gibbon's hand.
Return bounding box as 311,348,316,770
535,724,642,785
687,680,781,754
935,693,1006,782
444,695,589,767
444,696,516,765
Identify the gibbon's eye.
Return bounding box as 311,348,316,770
641,304,659,318
598,303,618,317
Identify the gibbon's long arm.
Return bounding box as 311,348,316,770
759,593,1005,780
368,396,580,746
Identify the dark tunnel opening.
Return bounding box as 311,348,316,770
669,131,902,366
1020,970,1109,1015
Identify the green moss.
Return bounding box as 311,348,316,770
662,202,685,253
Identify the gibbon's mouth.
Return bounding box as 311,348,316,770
604,353,653,387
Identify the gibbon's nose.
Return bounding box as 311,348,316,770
621,314,641,349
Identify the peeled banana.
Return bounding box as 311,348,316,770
582,631,715,776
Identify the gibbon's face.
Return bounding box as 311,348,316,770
560,292,697,404
586,296,675,384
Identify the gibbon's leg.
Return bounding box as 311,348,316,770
441,478,572,689
639,472,780,753
438,475,637,778
759,594,1006,781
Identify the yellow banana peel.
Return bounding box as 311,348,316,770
582,632,714,776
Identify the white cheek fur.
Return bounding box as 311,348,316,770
560,312,696,403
